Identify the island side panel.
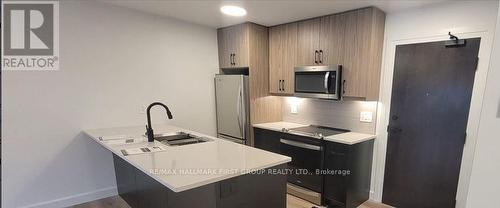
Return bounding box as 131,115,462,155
113,154,139,207
217,164,288,208
113,153,287,208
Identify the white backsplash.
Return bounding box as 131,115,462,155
282,98,378,134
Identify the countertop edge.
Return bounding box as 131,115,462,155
83,127,291,193
252,122,376,145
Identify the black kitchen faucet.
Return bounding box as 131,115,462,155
146,102,173,142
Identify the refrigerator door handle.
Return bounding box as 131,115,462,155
236,85,244,137
240,82,247,140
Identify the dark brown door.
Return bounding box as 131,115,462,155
382,38,480,208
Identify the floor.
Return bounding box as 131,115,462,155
71,194,392,208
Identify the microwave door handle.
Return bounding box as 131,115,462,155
324,72,330,93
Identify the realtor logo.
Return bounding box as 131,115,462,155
1,1,59,70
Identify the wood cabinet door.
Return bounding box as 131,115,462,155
269,23,298,94
319,14,345,66
297,18,320,66
342,9,365,98
342,8,384,99
218,27,233,68
232,24,249,68
217,24,249,68
281,22,298,94
269,26,283,94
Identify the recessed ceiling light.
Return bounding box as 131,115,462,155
220,6,247,17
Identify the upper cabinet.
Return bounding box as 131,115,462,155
296,18,321,66
319,14,345,66
269,22,298,94
217,24,249,68
268,7,385,100
296,15,344,66
341,8,385,100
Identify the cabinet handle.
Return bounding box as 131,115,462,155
233,53,236,65
314,50,319,64
282,80,285,92
278,80,282,91
319,50,323,64
230,54,233,65
342,80,346,95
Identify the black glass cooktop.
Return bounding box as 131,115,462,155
288,125,349,138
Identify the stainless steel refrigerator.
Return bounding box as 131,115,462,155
215,74,250,144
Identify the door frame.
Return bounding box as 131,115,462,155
372,28,495,208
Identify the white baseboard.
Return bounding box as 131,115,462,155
20,186,118,208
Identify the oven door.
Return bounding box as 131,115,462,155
294,65,341,99
279,135,323,193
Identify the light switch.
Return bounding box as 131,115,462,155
360,111,373,123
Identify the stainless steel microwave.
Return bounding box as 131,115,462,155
294,65,342,100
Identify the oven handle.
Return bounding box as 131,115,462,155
324,71,330,93
280,139,322,151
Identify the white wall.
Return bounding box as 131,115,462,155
466,2,500,207
372,0,499,206
1,1,219,208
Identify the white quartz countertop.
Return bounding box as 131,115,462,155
84,125,291,193
253,122,376,145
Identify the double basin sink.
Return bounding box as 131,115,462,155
153,132,212,146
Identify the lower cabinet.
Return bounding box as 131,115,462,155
254,127,282,153
253,127,375,208
113,154,286,208
323,140,374,208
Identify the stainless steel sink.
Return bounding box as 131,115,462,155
153,132,212,146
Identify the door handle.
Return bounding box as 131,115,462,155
319,50,323,64
314,50,319,64
387,126,403,134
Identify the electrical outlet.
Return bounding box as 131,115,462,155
291,104,298,114
360,111,373,123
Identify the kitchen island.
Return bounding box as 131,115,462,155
84,125,291,208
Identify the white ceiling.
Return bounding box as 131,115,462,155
102,0,450,28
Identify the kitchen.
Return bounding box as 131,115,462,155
2,1,500,208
